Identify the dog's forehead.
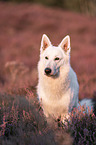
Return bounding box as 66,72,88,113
43,46,63,57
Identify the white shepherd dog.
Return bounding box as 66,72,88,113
37,34,94,122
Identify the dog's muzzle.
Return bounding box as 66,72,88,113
44,67,59,77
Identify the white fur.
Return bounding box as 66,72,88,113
37,34,93,121
78,99,94,114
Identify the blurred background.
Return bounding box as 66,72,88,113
0,0,96,100
1,0,96,15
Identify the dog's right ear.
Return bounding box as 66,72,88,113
40,34,52,53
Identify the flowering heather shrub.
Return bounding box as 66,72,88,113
0,88,96,145
0,89,73,145
68,109,96,145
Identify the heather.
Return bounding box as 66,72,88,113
0,2,96,145
69,110,96,144
0,90,73,145
1,0,96,16
0,89,96,145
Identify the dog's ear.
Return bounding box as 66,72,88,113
59,35,71,54
40,34,52,53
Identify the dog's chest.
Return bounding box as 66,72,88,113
43,77,70,99
42,97,69,118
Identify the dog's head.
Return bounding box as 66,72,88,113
39,34,71,77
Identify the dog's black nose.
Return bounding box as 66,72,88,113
45,68,51,75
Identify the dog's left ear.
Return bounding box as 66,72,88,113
59,35,71,54
40,34,52,53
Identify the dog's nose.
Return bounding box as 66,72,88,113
45,68,51,75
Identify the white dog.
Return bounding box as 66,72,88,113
37,34,94,121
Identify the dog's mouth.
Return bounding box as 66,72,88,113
44,73,59,79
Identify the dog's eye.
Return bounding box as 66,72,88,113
54,57,60,61
45,56,48,60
